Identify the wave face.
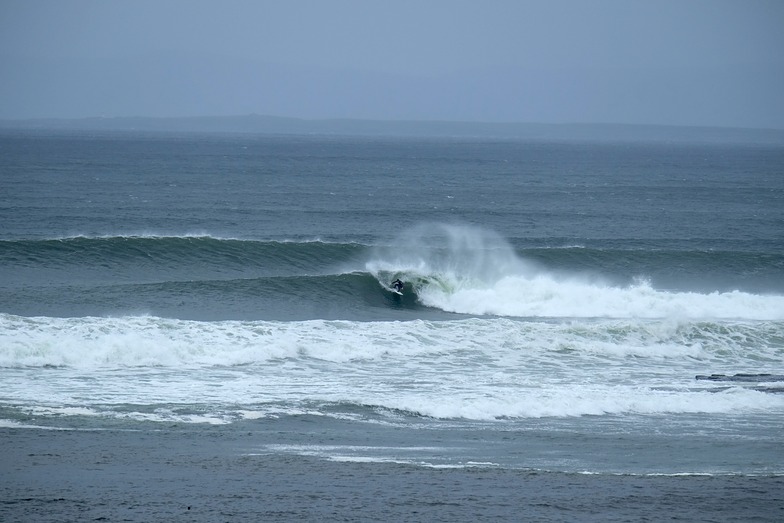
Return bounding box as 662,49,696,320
0,235,388,320
2,226,783,321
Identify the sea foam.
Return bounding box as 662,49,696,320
1,313,782,369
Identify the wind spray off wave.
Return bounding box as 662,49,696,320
366,224,784,320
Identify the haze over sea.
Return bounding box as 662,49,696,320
1,125,783,521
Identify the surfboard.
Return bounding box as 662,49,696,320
389,287,403,296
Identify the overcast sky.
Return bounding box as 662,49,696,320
2,0,783,128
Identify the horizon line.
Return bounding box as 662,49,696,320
3,113,784,133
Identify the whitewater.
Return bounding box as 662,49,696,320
3,311,783,423
366,223,784,320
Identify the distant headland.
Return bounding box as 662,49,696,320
2,114,783,144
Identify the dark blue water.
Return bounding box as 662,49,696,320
1,129,783,521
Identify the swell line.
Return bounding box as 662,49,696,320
0,235,368,274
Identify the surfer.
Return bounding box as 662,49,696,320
391,278,404,293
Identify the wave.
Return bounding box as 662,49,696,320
365,224,784,320
2,313,783,422
4,231,782,284
4,390,784,426
2,226,783,320
0,235,365,276
2,313,782,369
5,264,781,322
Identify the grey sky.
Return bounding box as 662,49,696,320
2,0,783,127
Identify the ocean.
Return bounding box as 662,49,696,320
1,129,783,521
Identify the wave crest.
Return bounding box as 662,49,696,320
366,224,784,320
